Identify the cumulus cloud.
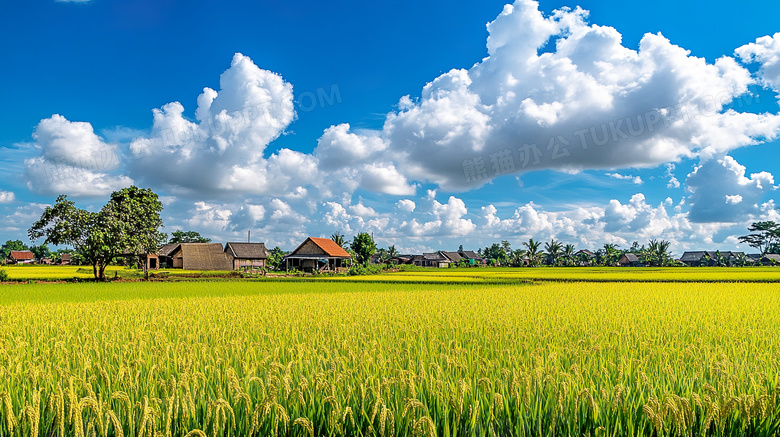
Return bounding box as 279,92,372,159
128,53,309,196
0,191,14,203
685,155,775,223
311,0,780,190
737,33,780,94
24,115,133,197
396,199,416,212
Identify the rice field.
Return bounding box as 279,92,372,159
1,276,779,436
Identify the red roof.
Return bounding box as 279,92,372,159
307,237,351,257
10,250,34,260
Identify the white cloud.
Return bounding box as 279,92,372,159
24,115,133,197
128,53,302,196
0,191,14,203
606,172,643,184
665,163,681,188
736,32,780,95
396,199,416,212
685,155,775,223
311,0,780,191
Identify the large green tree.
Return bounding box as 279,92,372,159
106,187,166,278
29,187,166,280
1,240,28,260
738,221,780,255
168,230,211,244
350,233,377,265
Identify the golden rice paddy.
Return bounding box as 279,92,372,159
0,271,778,436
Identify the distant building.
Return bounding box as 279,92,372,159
619,253,642,267
224,242,269,270
283,237,351,272
60,253,72,265
9,250,34,264
411,253,450,268
440,251,463,264
760,254,780,265
679,251,743,267
168,243,233,270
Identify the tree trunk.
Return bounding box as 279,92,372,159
92,263,98,280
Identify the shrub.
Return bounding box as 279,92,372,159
0,269,8,282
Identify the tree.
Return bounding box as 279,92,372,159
266,247,286,270
544,239,562,266
644,239,672,267
29,187,166,280
738,221,780,255
331,231,346,248
169,230,211,244
30,244,52,261
106,187,166,279
510,248,527,267
350,233,377,265
387,245,399,259
523,238,543,266
598,243,621,266
1,240,27,260
562,244,576,267
500,240,512,265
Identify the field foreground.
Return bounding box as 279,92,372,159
1,279,779,436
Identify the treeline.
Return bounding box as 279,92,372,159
476,238,676,267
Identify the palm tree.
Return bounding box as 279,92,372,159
387,245,398,259
544,239,563,266
646,239,672,266
330,232,346,248
562,244,576,267
511,248,527,267
523,238,543,266
599,243,620,266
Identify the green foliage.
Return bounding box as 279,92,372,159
350,232,376,265
347,262,384,276
330,231,346,248
0,269,8,281
1,240,27,260
522,238,543,266
28,186,165,280
266,246,286,270
738,221,780,254
30,244,52,261
169,229,211,244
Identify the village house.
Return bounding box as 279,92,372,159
283,237,351,272
157,244,179,268
224,242,269,270
458,250,482,265
618,253,642,267
679,251,744,267
60,253,71,265
8,250,34,264
411,253,450,268
168,243,234,270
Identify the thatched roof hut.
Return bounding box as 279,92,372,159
169,243,233,270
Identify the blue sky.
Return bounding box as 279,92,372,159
2,0,780,255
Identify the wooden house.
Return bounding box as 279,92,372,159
168,243,233,270
60,253,72,265
224,242,269,270
411,252,450,268
618,253,642,267
9,250,34,264
283,237,351,272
